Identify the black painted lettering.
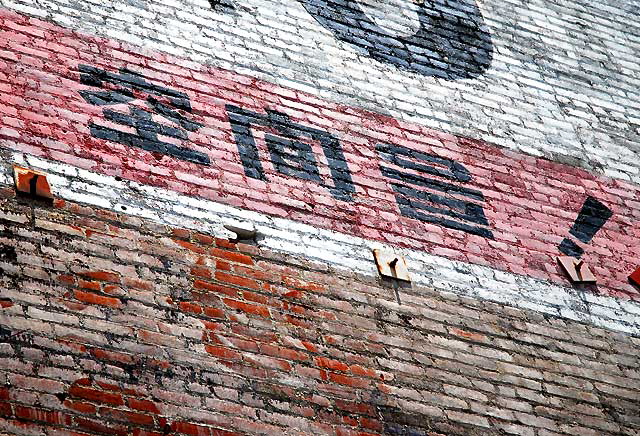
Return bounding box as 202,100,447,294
377,143,494,238
226,104,356,201
78,65,210,165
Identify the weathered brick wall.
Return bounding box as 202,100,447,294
2,9,640,306
0,191,639,436
3,0,640,182
1,0,640,434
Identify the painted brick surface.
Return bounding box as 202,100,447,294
1,0,640,434
1,0,639,184
2,151,640,337
0,191,639,436
1,9,640,302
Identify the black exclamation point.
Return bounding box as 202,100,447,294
558,196,613,258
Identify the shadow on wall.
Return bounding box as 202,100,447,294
298,0,494,80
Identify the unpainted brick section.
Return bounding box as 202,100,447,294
0,11,639,301
0,194,638,435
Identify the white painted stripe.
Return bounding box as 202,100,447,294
3,151,640,335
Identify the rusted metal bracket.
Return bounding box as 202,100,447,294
557,256,596,284
373,249,411,282
13,167,54,200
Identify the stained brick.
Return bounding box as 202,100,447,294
68,385,124,406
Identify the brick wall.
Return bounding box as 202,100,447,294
1,0,640,434
1,9,640,303
0,191,639,436
2,0,640,183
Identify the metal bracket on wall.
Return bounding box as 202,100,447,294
13,166,54,200
373,249,411,282
557,256,596,284
224,222,257,242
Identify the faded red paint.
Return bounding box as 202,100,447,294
1,8,639,299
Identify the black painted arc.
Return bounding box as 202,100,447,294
297,0,493,79
78,65,191,100
147,98,203,131
102,109,189,141
397,202,494,239
79,89,135,106
392,183,490,225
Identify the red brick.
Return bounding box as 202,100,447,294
98,407,155,426
68,385,124,406
123,277,153,291
171,421,211,436
75,417,129,436
214,238,237,250
222,298,270,318
56,338,87,353
334,400,375,416
194,233,215,245
209,248,253,265
0,298,13,308
215,272,260,291
74,290,122,308
259,344,309,362
203,307,226,319
80,270,120,283
63,400,97,414
96,381,122,392
359,417,383,431
171,228,191,239
179,301,203,315
15,406,72,426
57,274,77,285
328,373,371,389
0,401,11,417
191,267,212,279
315,357,349,372
127,398,160,414
194,280,238,298
77,279,101,291
204,345,242,361
282,276,324,292
176,239,206,254
451,328,486,342
134,430,164,436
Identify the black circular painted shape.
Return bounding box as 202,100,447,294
298,0,494,80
